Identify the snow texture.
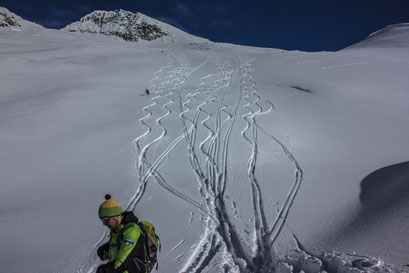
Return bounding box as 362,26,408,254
1,7,409,273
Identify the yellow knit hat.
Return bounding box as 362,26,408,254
98,194,123,218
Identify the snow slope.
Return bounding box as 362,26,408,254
347,23,409,49
1,7,409,273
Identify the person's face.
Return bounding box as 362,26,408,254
101,215,122,231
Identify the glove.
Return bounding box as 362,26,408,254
97,244,109,261
96,264,106,273
96,262,115,273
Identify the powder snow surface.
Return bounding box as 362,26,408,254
0,8,409,273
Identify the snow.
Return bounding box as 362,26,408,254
1,7,409,273
348,23,409,49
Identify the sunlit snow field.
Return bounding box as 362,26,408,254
1,8,409,273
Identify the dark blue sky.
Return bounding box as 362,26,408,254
2,0,409,51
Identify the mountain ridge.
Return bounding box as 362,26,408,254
0,7,206,44
63,9,168,42
2,6,409,49
0,7,22,30
346,23,409,49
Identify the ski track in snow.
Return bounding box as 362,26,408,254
174,53,303,272
89,47,304,272
321,61,367,69
128,49,210,213
85,46,404,273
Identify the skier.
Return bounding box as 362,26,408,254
96,195,147,273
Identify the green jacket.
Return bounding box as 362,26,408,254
99,212,146,273
109,223,142,270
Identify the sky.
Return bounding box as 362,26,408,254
2,0,409,51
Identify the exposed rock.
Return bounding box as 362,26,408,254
0,7,22,30
63,9,167,42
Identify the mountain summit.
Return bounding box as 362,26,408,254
348,23,409,49
63,9,167,42
0,7,22,30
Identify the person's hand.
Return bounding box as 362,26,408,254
97,244,109,261
101,251,108,260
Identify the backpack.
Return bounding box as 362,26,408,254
121,220,161,272
138,221,161,272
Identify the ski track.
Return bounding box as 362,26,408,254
240,59,275,268
169,51,303,272
177,55,254,272
296,56,365,65
128,49,210,213
238,60,303,254
175,54,303,272
89,47,304,273
322,61,367,69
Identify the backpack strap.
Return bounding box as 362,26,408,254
156,235,161,252
137,222,150,264
118,223,149,272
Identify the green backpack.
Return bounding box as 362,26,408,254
121,220,161,272
139,221,160,270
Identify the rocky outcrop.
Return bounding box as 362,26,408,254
63,9,167,42
0,7,22,30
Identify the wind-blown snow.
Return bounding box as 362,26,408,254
1,7,409,273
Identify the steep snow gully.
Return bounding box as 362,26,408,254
129,47,303,272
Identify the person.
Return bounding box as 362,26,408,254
96,195,147,273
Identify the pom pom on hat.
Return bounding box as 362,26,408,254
98,194,123,218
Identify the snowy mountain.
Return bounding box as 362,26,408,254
1,6,409,273
63,9,167,42
0,7,22,30
347,23,409,49
63,9,206,43
0,7,45,31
